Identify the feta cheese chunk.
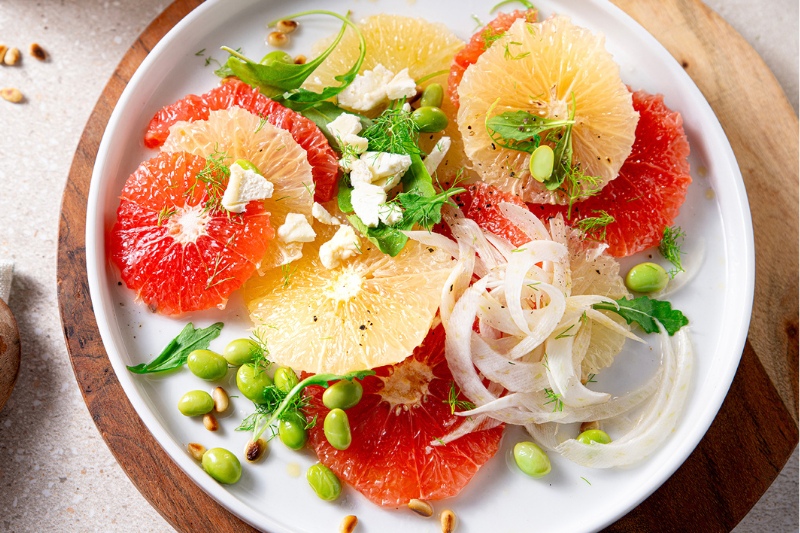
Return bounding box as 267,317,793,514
423,136,452,175
312,202,341,226
378,203,404,226
360,151,412,190
337,64,394,112
386,68,417,100
350,183,387,228
349,159,374,186
319,225,361,269
277,213,316,243
327,113,362,141
342,133,369,154
221,162,274,213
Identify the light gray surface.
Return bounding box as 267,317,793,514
0,0,796,532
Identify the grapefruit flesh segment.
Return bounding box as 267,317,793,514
303,326,504,506
109,151,273,315
453,181,530,247
447,9,538,108
529,90,692,257
144,80,339,202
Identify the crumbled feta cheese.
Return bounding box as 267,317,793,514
277,213,316,243
342,133,369,154
423,136,452,175
339,153,358,173
327,113,362,142
360,151,412,190
350,183,387,228
386,68,417,100
378,203,404,226
319,225,361,269
221,162,274,213
347,160,373,186
337,64,394,111
312,202,341,226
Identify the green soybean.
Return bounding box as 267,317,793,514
223,338,260,366
322,379,363,410
420,83,444,108
202,448,242,484
306,464,342,501
529,145,555,183
274,367,300,393
411,106,448,133
576,429,612,445
178,390,214,417
625,262,669,293
278,411,308,450
260,50,292,66
323,408,352,451
187,349,228,381
236,363,273,404
513,441,551,478
234,159,262,175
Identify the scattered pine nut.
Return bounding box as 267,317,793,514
440,509,456,533
408,499,433,517
0,45,7,63
29,43,46,61
1,88,23,103
213,387,229,413
294,54,307,65
267,32,288,47
276,20,298,34
4,47,20,66
203,413,219,431
339,515,358,533
580,420,600,433
244,438,267,463
187,443,206,461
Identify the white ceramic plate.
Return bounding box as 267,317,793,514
85,1,755,531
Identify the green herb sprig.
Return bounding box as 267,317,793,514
574,210,615,241
592,296,688,336
127,323,224,374
444,381,476,415
659,226,686,278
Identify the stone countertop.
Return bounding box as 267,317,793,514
0,0,796,531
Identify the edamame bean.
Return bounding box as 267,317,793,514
322,379,363,410
513,441,551,478
323,408,352,451
625,262,669,293
411,106,448,133
274,367,300,393
529,145,555,183
202,448,242,484
223,338,260,366
187,349,228,381
576,429,611,445
278,411,308,450
178,390,215,417
306,464,342,501
420,83,444,108
260,50,292,66
236,363,273,404
234,159,262,175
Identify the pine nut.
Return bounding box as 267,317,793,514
580,420,600,433
440,509,456,533
408,499,433,517
294,54,307,65
339,515,358,533
4,47,20,66
1,88,23,103
276,20,298,34
267,32,288,47
213,387,229,412
29,43,46,61
0,46,7,63
244,438,267,462
203,413,219,431
187,443,206,461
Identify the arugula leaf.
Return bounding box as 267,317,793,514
401,152,437,197
592,297,688,336
300,101,373,150
252,370,376,441
338,173,354,213
127,322,224,374
484,103,574,155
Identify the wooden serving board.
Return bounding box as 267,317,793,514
56,1,799,531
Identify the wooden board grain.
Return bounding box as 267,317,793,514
57,1,798,532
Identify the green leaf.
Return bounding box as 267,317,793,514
484,103,574,157
337,173,354,213
300,101,373,150
346,214,410,257
127,322,224,374
592,297,688,336
401,152,436,197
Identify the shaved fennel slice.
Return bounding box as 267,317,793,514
548,215,573,296
431,415,504,446
499,201,551,241
471,334,548,392
402,230,459,259
545,323,611,407
526,422,564,451
555,326,693,467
